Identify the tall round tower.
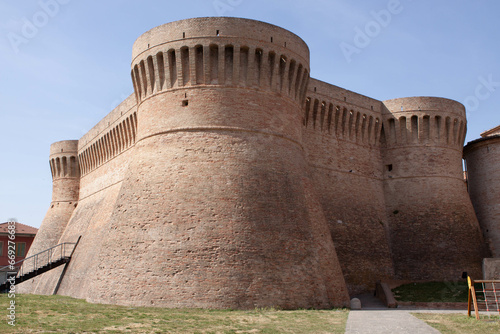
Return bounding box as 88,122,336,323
25,140,80,256
90,18,349,309
381,97,486,280
464,135,500,257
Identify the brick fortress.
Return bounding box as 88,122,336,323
19,17,494,309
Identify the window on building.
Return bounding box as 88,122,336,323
16,243,26,257
0,241,3,256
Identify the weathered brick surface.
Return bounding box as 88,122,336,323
21,17,490,308
87,131,348,308
302,79,394,294
482,258,500,279
382,97,486,280
464,135,500,257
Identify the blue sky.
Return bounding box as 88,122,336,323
1,0,499,228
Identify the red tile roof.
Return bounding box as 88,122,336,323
0,222,38,235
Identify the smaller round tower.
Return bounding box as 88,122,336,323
381,97,486,280
464,134,500,257
26,140,80,255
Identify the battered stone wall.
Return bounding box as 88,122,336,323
382,97,485,280
464,135,500,257
18,97,136,295
302,79,394,294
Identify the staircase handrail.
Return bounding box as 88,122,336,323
0,242,77,274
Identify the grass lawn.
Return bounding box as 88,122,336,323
392,281,470,302
0,294,349,333
414,313,500,333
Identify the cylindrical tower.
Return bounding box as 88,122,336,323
23,140,80,257
464,135,500,257
381,97,486,280
90,18,349,309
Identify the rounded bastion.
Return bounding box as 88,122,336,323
381,96,485,281
90,17,349,309
464,135,500,257
20,140,80,285
129,17,311,144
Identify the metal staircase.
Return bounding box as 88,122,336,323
0,238,80,292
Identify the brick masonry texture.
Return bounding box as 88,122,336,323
464,135,500,258
18,17,493,307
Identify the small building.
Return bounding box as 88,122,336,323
0,222,38,281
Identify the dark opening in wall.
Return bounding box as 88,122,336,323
411,115,418,142
216,30,220,36
182,100,189,107
267,51,276,87
157,52,165,90
344,97,346,102
168,49,177,87
239,46,249,85
304,97,311,126
271,37,273,43
225,45,234,84
387,164,393,172
183,32,186,38
181,47,190,85
195,45,204,84
279,56,287,91
209,44,219,84
255,49,263,85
